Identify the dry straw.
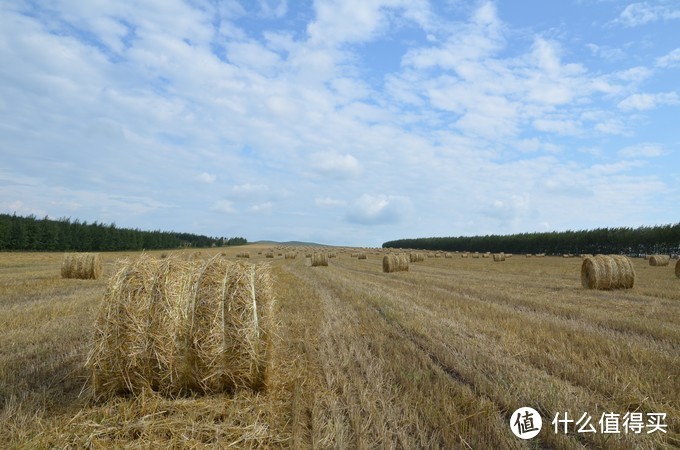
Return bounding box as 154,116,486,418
492,253,505,262
383,254,409,273
85,254,274,399
284,252,297,260
581,254,635,290
61,253,103,280
311,253,328,267
236,251,250,258
357,253,367,260
649,255,670,266
265,252,274,258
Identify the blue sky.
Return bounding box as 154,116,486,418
1,0,678,247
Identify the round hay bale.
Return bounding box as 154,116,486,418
581,255,635,290
649,255,670,266
383,254,409,273
676,259,680,278
284,252,297,259
61,253,103,280
444,253,452,259
85,254,274,399
492,253,505,262
265,251,274,258
357,253,367,260
409,253,425,263
311,253,328,267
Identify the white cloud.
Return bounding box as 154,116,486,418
346,194,411,225
213,200,236,213
617,92,680,111
618,143,666,158
315,197,347,207
656,48,680,68
613,2,680,27
310,151,362,178
250,202,273,213
197,172,216,183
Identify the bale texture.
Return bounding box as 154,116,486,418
649,255,670,267
581,255,635,290
61,253,103,280
85,254,274,399
492,253,505,262
311,253,328,267
357,253,367,260
383,254,409,273
284,252,297,260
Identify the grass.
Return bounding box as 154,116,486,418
0,248,678,448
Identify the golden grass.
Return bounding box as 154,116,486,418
1,250,678,448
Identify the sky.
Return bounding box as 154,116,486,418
1,0,679,247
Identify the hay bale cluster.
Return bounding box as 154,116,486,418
86,254,274,399
383,254,409,273
581,255,635,290
61,253,103,280
649,255,670,267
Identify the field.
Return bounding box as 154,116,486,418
1,248,678,449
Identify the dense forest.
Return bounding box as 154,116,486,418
0,213,247,252
383,224,680,256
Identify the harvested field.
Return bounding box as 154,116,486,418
1,250,678,448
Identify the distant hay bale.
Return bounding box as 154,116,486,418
327,253,337,259
581,255,635,290
85,254,274,399
305,253,312,258
526,254,532,258
265,252,274,258
409,253,425,263
61,253,102,280
536,253,546,258
481,253,490,259
284,252,297,260
461,253,469,258
444,253,452,259
471,253,480,259
357,253,367,260
311,253,328,267
236,251,250,258
649,255,670,266
492,253,505,262
383,254,409,273
676,259,680,278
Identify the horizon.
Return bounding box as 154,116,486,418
2,1,679,247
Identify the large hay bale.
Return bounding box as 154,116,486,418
383,254,409,273
311,253,328,267
649,255,670,266
492,253,505,262
61,253,102,280
85,254,274,399
581,255,635,290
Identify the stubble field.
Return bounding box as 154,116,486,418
0,248,678,449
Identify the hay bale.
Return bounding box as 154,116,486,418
236,251,250,258
311,253,328,267
461,253,469,258
526,254,532,258
676,259,680,278
383,254,409,273
649,255,670,266
444,253,452,259
581,255,635,290
409,253,425,263
85,254,274,399
471,253,480,259
61,253,103,280
284,252,297,260
357,253,367,260
492,253,505,262
265,252,274,258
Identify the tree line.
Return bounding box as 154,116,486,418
383,224,680,256
0,213,247,252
